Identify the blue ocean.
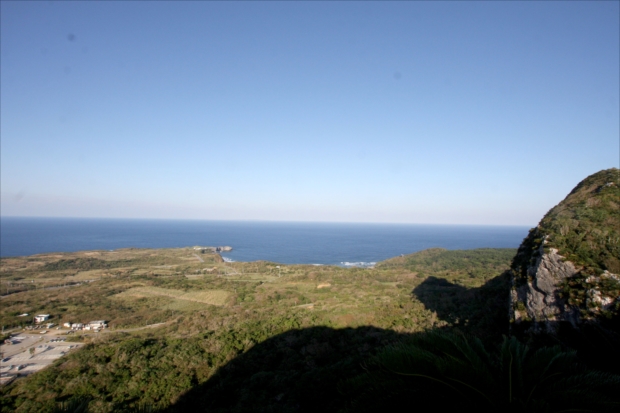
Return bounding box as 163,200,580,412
0,217,530,265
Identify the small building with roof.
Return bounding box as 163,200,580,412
34,314,50,323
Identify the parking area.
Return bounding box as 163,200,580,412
1,333,83,386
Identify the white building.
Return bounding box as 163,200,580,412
88,320,107,329
34,314,50,323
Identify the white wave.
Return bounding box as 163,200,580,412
222,257,235,263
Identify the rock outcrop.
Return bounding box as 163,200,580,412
510,168,620,333
511,242,581,331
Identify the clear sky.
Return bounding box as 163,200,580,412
1,1,618,226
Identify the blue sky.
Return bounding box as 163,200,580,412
1,1,618,225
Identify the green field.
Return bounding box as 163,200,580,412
113,286,231,306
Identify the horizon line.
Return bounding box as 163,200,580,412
0,215,533,228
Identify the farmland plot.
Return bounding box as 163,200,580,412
114,286,230,306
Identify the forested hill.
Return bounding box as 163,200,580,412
510,168,620,331
512,167,619,278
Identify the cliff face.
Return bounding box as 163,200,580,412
511,168,620,333
511,241,581,330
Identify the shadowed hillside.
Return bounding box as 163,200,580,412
162,326,407,413
412,272,511,343
160,262,517,413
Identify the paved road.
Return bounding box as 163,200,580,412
193,253,205,263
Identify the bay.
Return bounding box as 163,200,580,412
0,217,529,265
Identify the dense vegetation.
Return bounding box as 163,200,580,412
512,168,619,275
543,168,619,272
41,258,136,272
380,248,516,283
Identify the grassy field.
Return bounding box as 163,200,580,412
114,287,231,306
1,247,518,333
1,246,522,412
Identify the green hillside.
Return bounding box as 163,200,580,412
514,168,619,275
511,168,620,319
1,247,516,412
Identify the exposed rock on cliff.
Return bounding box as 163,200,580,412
511,168,620,333
511,242,581,330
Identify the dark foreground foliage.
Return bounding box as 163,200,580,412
341,331,620,413
31,330,620,413
165,326,404,413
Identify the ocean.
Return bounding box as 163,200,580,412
0,217,530,266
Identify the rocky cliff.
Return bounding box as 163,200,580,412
511,168,620,333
